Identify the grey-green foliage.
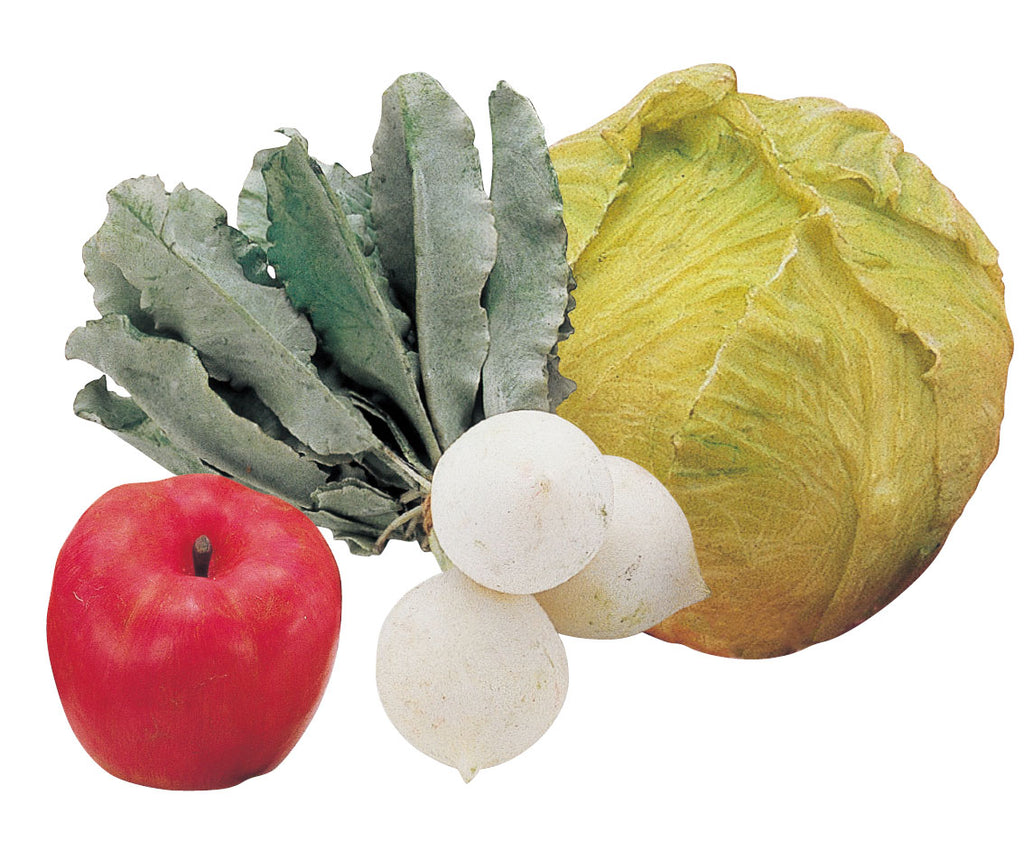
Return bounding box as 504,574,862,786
262,135,441,464
484,82,576,417
67,73,575,555
371,73,496,452
67,315,330,506
73,377,213,476
91,176,382,460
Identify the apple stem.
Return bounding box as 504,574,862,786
192,535,213,578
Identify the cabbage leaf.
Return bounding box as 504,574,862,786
551,64,1012,657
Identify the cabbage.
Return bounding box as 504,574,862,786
550,64,1012,658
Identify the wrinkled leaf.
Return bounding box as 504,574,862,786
314,478,404,524
483,81,574,416
237,145,278,252
371,73,496,449
73,377,212,476
323,164,376,245
83,235,151,330
263,136,440,463
90,175,381,460
238,128,377,255
302,509,396,555
369,95,417,311
546,279,577,411
308,477,424,554
348,390,434,483
67,315,328,506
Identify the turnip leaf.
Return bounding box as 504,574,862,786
313,478,404,526
263,136,440,464
370,73,496,450
73,377,212,476
67,315,329,507
89,176,382,460
483,81,575,417
237,144,278,252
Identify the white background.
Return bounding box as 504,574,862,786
4,2,1020,848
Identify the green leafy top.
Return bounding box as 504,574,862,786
67,74,575,555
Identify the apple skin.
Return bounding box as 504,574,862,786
46,474,342,790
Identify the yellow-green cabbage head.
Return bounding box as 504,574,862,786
551,64,1012,658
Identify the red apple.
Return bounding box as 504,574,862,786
46,474,342,790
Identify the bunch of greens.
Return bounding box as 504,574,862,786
67,75,575,555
